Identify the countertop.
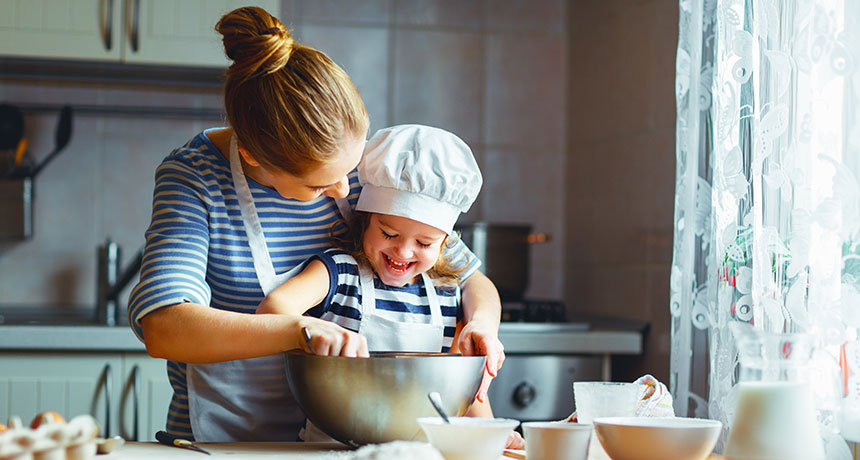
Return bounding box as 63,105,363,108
0,321,642,355
98,442,724,459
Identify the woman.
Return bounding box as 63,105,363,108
127,6,504,442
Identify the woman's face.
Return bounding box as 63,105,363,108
243,135,365,201
362,213,447,287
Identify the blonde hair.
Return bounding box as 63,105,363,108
333,212,467,286
215,6,369,176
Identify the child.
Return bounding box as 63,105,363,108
257,124,523,448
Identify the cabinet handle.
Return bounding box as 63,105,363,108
131,365,140,441
126,0,140,53
100,0,114,51
103,363,112,438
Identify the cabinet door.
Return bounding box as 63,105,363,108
0,352,123,435
121,0,279,67
119,353,171,441
0,0,122,60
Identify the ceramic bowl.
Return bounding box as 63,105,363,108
522,422,593,460
417,416,520,460
593,417,722,460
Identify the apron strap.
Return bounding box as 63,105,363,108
230,133,354,295
357,264,377,315
229,134,278,294
420,272,443,326
358,265,443,326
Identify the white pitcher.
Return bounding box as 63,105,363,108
724,322,825,460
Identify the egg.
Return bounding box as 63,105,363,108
30,411,66,429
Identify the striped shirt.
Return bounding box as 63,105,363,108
127,129,479,441
312,249,460,351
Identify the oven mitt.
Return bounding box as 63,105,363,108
562,374,675,422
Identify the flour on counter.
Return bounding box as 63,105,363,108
349,441,443,460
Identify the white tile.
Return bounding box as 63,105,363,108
0,81,100,106
485,0,565,34
0,116,102,305
297,0,391,25
394,0,484,29
299,24,390,135
485,33,566,148
392,29,482,142
100,118,198,254
482,148,565,299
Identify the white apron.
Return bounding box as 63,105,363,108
303,263,445,441
186,134,351,442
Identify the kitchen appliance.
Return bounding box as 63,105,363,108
454,223,548,303
284,351,485,447
489,352,603,422
489,309,646,422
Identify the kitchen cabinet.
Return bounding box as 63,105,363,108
0,351,171,441
0,0,279,67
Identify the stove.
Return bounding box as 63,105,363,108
489,300,644,422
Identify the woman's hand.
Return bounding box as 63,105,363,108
299,317,369,358
506,430,525,450
457,319,505,403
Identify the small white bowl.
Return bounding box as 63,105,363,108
593,417,722,460
417,416,520,460
522,422,592,460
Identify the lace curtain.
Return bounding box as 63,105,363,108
671,0,860,455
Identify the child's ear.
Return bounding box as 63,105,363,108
237,146,261,167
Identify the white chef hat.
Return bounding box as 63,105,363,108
356,125,482,235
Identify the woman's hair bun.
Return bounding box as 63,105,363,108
216,6,295,81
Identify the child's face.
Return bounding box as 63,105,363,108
363,213,447,287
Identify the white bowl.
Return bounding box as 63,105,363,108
522,422,592,460
593,417,722,460
417,416,520,460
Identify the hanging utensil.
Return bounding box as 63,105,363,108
31,105,73,177
0,103,24,177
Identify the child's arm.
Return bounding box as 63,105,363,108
256,259,368,357
258,260,329,315
451,321,525,449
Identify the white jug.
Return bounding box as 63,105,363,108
724,322,825,460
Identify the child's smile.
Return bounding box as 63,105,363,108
363,214,447,287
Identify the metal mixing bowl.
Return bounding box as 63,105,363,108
285,351,486,447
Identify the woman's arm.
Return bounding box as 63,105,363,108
458,270,505,403
141,260,368,361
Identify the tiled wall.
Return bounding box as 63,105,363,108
564,0,679,382
0,0,568,318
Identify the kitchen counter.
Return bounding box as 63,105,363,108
100,442,725,459
0,322,642,355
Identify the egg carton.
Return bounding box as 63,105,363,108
0,414,122,460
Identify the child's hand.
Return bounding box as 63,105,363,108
300,319,369,357
505,430,525,450
457,320,505,403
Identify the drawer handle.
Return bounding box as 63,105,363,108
102,363,112,437
100,0,114,51
126,0,140,52
131,365,140,441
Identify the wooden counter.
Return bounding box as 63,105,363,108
106,442,725,459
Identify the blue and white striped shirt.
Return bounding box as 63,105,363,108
127,129,479,440
312,249,460,351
